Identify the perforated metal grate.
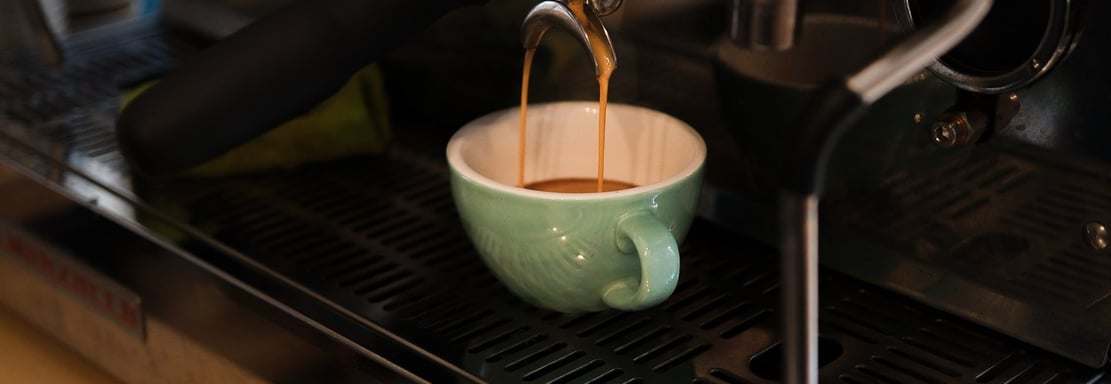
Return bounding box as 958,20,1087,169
150,140,1106,383
2,15,1110,384
835,148,1111,316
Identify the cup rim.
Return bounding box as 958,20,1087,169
447,101,706,201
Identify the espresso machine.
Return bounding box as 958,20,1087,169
1,0,1109,383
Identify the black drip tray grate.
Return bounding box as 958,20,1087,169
2,17,1110,383
834,149,1111,312
142,138,1107,383
827,145,1111,365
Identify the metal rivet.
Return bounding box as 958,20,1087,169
1086,222,1108,251
932,122,958,147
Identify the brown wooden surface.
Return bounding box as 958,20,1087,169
0,251,267,384
0,304,122,384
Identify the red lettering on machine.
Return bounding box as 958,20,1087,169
0,226,144,338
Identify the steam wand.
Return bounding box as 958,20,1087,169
778,0,992,382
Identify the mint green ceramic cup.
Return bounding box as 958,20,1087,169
447,102,705,312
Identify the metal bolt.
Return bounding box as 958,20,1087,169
933,122,959,147
1087,222,1108,251
931,111,980,148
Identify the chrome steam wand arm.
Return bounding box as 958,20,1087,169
778,0,992,383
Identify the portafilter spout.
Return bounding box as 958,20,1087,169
521,0,617,77
777,0,992,382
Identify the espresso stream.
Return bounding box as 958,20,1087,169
519,0,631,193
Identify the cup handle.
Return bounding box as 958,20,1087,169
602,212,681,310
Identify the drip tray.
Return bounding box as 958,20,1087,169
1,15,1110,383
138,135,1108,383
826,144,1111,367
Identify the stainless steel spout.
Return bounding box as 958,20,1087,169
521,0,617,77
587,0,623,16
730,0,803,51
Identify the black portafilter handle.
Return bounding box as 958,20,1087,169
116,0,480,177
